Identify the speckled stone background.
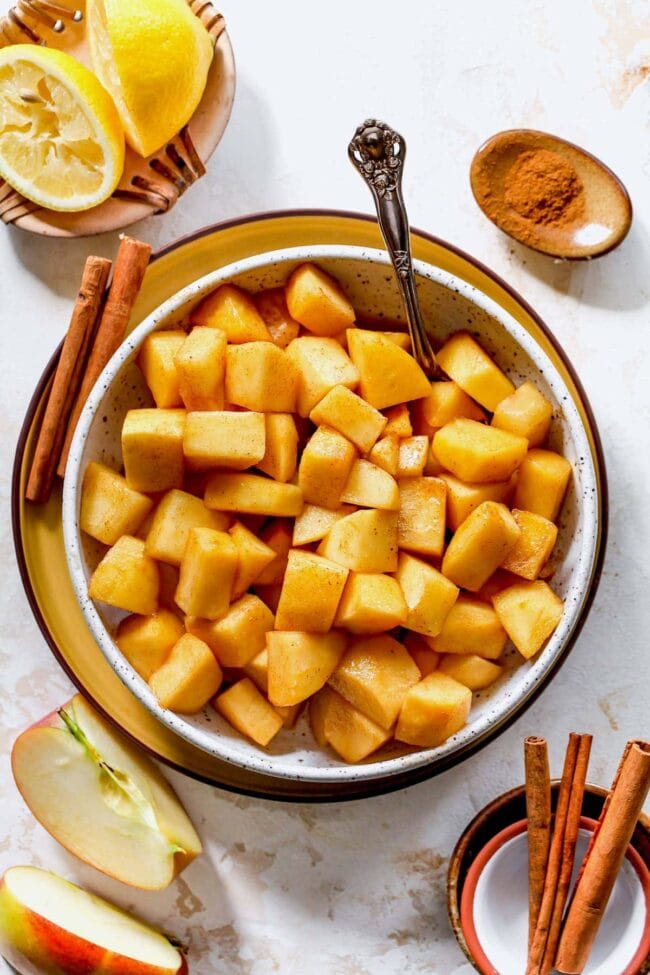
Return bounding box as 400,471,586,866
1,1,649,972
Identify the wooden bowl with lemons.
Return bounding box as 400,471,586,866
0,0,235,236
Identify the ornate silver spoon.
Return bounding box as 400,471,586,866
348,119,439,376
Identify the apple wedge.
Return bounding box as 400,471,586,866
0,865,187,975
11,694,201,890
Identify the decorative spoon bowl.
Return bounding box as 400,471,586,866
470,129,632,259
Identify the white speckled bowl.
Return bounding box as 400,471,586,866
62,244,604,785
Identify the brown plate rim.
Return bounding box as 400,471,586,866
11,208,609,802
469,127,633,260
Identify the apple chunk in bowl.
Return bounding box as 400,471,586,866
62,244,603,786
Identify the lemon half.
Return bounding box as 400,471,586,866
87,0,214,159
0,45,125,212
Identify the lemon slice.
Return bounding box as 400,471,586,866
0,45,125,212
87,0,214,159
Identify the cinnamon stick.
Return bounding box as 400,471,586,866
25,256,112,503
555,739,650,974
540,733,591,974
57,236,151,477
526,733,591,975
524,736,551,950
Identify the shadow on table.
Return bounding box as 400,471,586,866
508,221,649,312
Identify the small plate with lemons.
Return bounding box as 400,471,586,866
0,0,235,236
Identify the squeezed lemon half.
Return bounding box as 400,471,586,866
87,0,214,158
0,45,125,212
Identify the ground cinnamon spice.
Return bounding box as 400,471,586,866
504,149,584,228
470,134,589,253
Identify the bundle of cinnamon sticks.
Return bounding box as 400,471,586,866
25,236,152,504
524,733,650,974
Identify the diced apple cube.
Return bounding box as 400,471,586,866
329,634,420,729
321,687,392,762
243,647,271,692
317,509,398,572
186,593,274,667
309,686,334,747
395,672,472,747
254,287,301,347
287,336,360,417
423,440,446,476
381,332,411,350
310,385,387,452
149,634,222,713
80,462,153,545
394,552,459,637
432,418,528,483
335,573,407,634
89,536,159,615
292,504,353,547
274,702,304,729
501,509,558,580
285,263,356,336
438,654,503,690
256,413,298,483
298,426,357,509
436,331,515,410
205,473,303,517
145,489,230,565
214,677,283,746
115,610,184,680
158,562,182,616
122,409,185,493
492,381,553,446
183,411,265,471
428,595,507,659
136,330,186,408
493,580,563,659
397,477,446,558
439,473,515,531
174,326,226,411
228,521,276,597
412,381,487,436
190,284,271,343
403,632,440,677
347,329,431,409
397,436,429,477
225,342,298,413
175,528,238,619
267,630,347,706
275,550,348,632
255,519,294,583
476,569,522,604
340,459,399,510
367,435,399,476
514,449,572,522
383,403,413,438
442,501,521,591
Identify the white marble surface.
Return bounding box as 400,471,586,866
1,1,649,972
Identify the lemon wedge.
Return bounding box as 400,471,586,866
0,45,125,212
87,0,214,158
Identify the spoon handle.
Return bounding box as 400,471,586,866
348,119,438,376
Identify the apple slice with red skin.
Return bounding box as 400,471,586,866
0,865,187,975
11,694,201,890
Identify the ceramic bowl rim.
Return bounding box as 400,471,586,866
459,816,650,975
61,237,604,784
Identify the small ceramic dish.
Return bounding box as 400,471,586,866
0,0,235,237
448,783,650,974
60,238,605,786
470,129,632,260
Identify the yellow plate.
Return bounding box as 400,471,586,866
12,210,608,801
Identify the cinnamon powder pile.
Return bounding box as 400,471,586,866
504,149,584,229
471,139,586,250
